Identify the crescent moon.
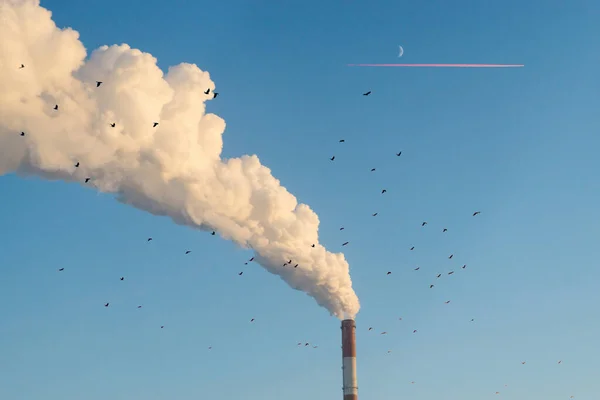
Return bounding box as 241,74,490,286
398,45,404,57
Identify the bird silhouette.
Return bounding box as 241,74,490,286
110,123,115,127
473,211,481,216
239,272,243,276
380,331,387,335
249,257,254,262
147,237,152,241
213,92,219,98
413,330,417,333
211,231,216,235
445,300,451,304
20,131,25,136
362,91,371,96
250,318,255,322
414,267,420,271
96,81,102,87
422,222,427,226
372,213,378,216
74,162,80,168
161,326,164,329
311,244,315,247
58,268,64,271
381,189,387,194
137,305,142,309
437,274,442,278
429,284,434,288
54,105,58,110
120,277,124,281
85,178,90,183
387,271,391,275
19,64,25,69
448,271,454,275
153,122,159,127
204,88,210,95
462,264,467,269
410,246,415,250
368,327,373,331
443,228,447,232
371,168,376,172
448,254,453,259
330,156,335,161
340,227,345,231
396,152,402,156
339,139,345,143
104,303,109,307
342,242,349,246
185,250,191,254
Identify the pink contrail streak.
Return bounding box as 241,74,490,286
348,63,524,68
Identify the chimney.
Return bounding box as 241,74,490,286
341,319,358,400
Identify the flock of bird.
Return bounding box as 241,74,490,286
15,64,575,398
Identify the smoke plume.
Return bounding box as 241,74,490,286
0,0,360,319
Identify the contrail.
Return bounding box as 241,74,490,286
348,63,524,68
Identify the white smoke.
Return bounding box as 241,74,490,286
0,0,360,319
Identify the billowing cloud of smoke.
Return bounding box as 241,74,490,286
0,0,360,319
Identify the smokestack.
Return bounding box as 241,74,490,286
341,319,358,400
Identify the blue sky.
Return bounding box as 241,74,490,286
1,0,599,399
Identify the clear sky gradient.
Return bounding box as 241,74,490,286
1,0,599,399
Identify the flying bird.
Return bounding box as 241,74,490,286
185,250,191,254
421,222,427,226
330,156,335,161
311,244,315,247
161,326,164,329
414,267,420,271
473,211,481,216
410,246,414,250
213,92,219,98
211,231,216,235
372,213,378,216
250,318,255,322
380,331,387,335
20,131,25,136
96,81,102,87
521,361,526,365
368,327,373,331
340,227,345,231
437,274,442,278
54,105,58,110
445,300,451,304
204,88,210,95
120,277,124,281
153,122,159,127
462,264,467,269
448,254,453,259
147,237,152,241
381,189,387,194
238,272,243,276
371,168,376,172
363,91,371,96
85,178,90,183
396,152,402,156
448,271,454,275
249,257,254,262
413,330,417,333
294,264,298,268
104,303,109,307
110,123,116,127
58,268,64,271
19,64,25,69
558,360,562,364
74,162,80,168
339,139,345,143
429,284,434,288
387,271,391,275
137,305,142,309
342,242,349,246
442,228,447,232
